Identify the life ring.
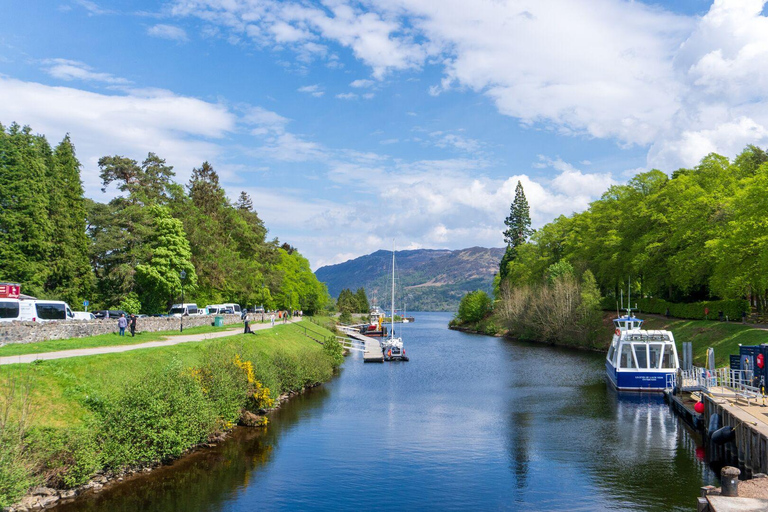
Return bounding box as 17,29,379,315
615,328,621,336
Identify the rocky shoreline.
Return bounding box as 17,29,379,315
3,387,314,512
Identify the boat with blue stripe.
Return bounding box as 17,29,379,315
605,313,679,392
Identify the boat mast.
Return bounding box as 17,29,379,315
391,240,395,340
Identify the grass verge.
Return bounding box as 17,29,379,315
0,320,342,507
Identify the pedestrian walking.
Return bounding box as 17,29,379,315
244,310,251,334
130,314,137,337
118,314,127,336
270,313,275,327
283,310,288,324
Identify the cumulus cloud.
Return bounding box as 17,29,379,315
336,92,358,100
168,0,768,171
350,78,375,88
0,76,235,196
147,24,189,42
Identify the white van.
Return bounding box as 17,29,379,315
72,311,96,320
220,303,242,315
0,299,74,322
205,305,221,315
169,303,198,317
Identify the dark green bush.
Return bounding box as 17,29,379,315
456,290,492,324
97,360,218,468
26,426,101,488
322,337,344,367
602,297,749,321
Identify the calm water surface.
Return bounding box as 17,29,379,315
57,312,716,511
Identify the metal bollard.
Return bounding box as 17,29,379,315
721,466,740,496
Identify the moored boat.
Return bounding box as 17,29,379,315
605,313,679,391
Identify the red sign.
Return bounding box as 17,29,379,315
758,353,765,369
0,283,20,299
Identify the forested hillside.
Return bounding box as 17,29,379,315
499,145,768,310
316,247,504,311
0,123,329,314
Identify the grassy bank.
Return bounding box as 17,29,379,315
642,316,768,367
0,322,248,357
0,321,342,507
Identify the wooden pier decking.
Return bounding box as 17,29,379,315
338,326,383,363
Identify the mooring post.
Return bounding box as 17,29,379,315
721,466,740,496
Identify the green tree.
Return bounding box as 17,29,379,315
0,123,53,297
354,287,369,313
134,206,196,314
500,181,533,281
46,135,93,305
456,290,492,324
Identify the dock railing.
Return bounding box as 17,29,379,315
677,366,763,404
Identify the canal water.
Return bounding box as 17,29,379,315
56,312,717,511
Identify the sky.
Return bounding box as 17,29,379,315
2,0,768,269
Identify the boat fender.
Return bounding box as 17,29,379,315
708,413,721,437
711,425,735,445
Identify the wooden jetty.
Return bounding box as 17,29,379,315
338,326,383,363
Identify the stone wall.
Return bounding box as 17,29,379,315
0,314,250,346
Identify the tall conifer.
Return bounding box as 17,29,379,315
500,181,533,280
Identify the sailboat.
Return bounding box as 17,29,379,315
380,243,409,362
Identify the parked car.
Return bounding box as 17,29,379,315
93,310,129,319
72,311,96,320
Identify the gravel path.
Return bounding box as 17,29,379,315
0,317,301,366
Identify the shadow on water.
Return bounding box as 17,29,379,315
54,386,332,512
54,313,718,511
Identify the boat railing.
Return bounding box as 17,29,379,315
676,366,763,404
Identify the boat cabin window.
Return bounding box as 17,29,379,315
619,321,626,328
648,343,663,369
662,345,676,369
607,344,615,362
633,344,648,369
619,344,634,368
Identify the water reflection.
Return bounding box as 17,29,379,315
54,313,716,511
55,387,331,512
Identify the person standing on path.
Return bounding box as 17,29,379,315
270,313,275,327
243,310,251,334
118,314,127,336
130,314,137,337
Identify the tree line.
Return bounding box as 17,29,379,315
0,123,329,314
336,287,369,314
499,145,768,310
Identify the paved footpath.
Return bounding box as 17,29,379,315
0,317,302,366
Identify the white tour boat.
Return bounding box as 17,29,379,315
605,311,679,391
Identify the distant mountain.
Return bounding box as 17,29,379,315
315,247,505,312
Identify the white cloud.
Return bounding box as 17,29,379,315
336,92,358,100
147,24,189,42
0,77,235,196
41,59,131,85
297,84,324,97
169,0,768,171
350,78,375,88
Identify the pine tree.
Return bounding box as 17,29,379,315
354,287,370,313
0,124,53,296
46,135,93,305
235,191,253,211
500,181,533,280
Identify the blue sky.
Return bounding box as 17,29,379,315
2,0,768,268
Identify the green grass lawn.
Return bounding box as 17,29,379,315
642,315,768,367
0,321,329,429
0,322,249,357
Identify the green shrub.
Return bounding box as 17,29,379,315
338,311,352,324
322,337,344,367
26,426,101,488
601,297,750,321
0,437,36,508
456,290,492,324
196,346,250,426
97,360,218,468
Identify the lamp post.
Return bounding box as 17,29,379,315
180,270,186,333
